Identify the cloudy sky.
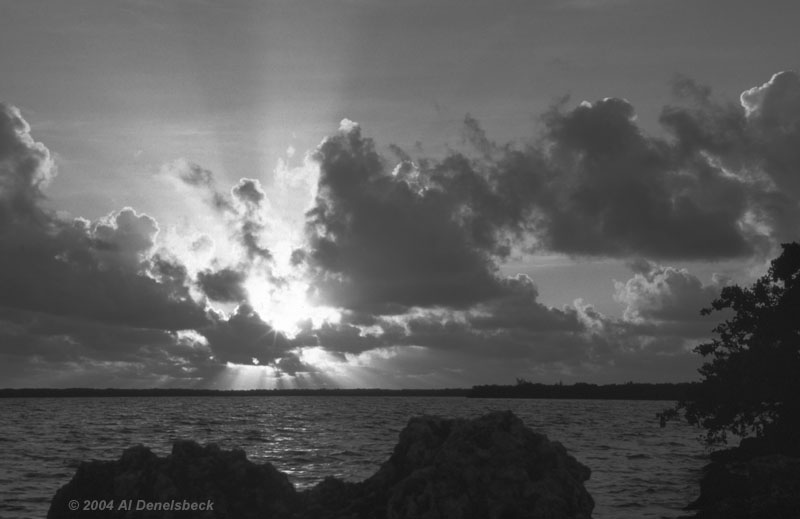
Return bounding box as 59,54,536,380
1,0,798,388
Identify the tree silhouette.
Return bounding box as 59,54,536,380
679,242,800,449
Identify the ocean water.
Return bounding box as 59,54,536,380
0,396,706,518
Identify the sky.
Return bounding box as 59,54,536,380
1,0,798,388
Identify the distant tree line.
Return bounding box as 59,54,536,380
0,387,470,398
0,384,699,400
468,380,698,400
0,386,696,400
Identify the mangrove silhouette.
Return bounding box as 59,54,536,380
674,242,800,518
678,242,800,449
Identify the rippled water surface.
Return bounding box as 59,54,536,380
0,397,706,518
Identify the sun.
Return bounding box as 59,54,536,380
244,273,340,339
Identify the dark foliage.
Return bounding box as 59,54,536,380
469,380,696,401
679,242,800,449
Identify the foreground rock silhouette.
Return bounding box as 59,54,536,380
49,411,594,518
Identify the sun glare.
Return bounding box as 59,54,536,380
244,272,340,339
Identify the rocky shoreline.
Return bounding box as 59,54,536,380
687,438,800,519
48,411,594,519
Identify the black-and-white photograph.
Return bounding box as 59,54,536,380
1,1,798,517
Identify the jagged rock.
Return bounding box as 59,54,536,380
48,441,298,519
367,411,594,519
688,438,800,519
48,411,594,519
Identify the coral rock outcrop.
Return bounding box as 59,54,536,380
49,410,594,519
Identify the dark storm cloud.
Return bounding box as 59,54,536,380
4,70,798,387
306,71,800,280
741,72,800,242
0,174,204,332
273,354,316,376
293,293,703,384
401,314,588,363
531,97,753,258
305,122,527,314
659,75,748,160
0,307,181,360
200,304,291,366
0,307,224,387
292,273,584,365
659,70,800,247
0,226,207,330
296,75,798,382
291,318,401,355
196,268,247,303
92,208,158,254
0,103,203,330
301,88,767,316
232,178,266,206
1,108,294,384
89,207,160,271
467,275,582,332
0,103,221,385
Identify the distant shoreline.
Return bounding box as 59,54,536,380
0,388,469,398
0,382,696,400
